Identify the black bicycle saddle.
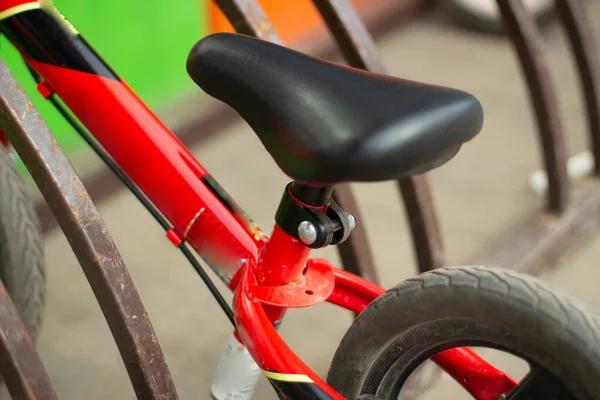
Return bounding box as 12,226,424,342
187,33,483,185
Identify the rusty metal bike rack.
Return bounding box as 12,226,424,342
0,0,599,398
473,0,600,274
0,60,178,399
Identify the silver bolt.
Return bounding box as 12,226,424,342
348,214,356,231
298,221,317,245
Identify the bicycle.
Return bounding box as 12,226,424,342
0,1,599,399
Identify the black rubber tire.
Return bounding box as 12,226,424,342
0,146,46,342
327,266,600,399
445,1,556,35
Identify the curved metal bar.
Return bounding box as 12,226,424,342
312,0,445,272
311,0,386,72
397,176,444,272
0,279,57,399
497,0,570,213
0,59,178,400
212,0,282,43
212,0,381,281
556,0,600,175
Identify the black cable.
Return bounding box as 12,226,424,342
178,244,235,326
25,64,236,326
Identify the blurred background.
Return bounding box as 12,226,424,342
6,0,600,398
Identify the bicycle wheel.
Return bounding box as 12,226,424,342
0,146,46,342
328,266,600,399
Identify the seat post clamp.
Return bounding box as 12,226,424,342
275,183,355,249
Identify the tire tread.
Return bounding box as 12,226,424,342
0,147,46,341
328,266,600,399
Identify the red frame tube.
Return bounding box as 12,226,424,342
258,225,311,287
235,258,517,398
0,2,518,399
433,348,517,400
25,58,263,274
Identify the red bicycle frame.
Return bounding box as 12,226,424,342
0,2,517,399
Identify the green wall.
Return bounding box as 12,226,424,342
2,0,208,168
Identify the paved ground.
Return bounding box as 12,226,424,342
10,2,600,399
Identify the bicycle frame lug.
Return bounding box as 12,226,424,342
248,258,335,308
298,221,317,245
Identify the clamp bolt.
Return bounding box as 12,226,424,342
298,221,317,245
348,214,356,231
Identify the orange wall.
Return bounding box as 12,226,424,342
210,0,364,45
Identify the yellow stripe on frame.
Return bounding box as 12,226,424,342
0,2,40,21
263,370,314,383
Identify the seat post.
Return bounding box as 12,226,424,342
289,182,333,207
